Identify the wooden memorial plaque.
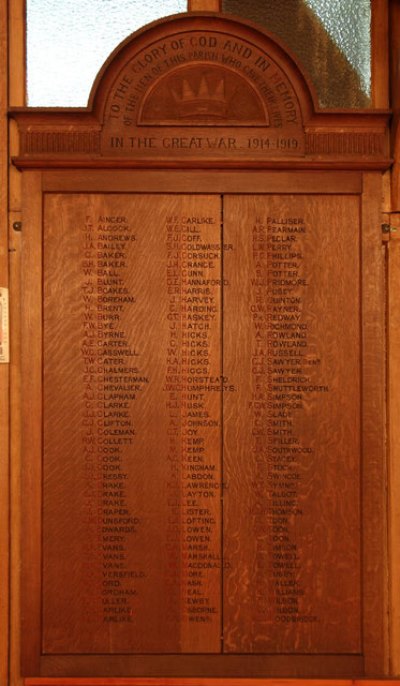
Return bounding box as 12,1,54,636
12,11,389,683
42,193,223,654
222,194,361,654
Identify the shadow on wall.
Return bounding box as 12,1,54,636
223,0,370,108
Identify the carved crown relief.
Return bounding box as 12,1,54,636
139,65,269,126
11,14,389,165
98,22,307,157
102,27,304,135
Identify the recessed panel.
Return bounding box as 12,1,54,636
41,191,362,671
43,194,222,654
223,194,361,653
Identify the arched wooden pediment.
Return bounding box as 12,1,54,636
11,12,389,168
91,13,311,157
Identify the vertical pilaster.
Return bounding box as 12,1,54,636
8,0,25,684
0,0,10,680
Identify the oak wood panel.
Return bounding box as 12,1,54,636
388,227,400,675
21,172,44,676
9,210,24,686
0,0,10,684
38,654,364,678
28,679,397,686
361,173,388,675
10,1,392,678
188,1,222,11
41,171,363,195
28,679,400,686
13,160,391,172
223,195,361,654
20,176,388,678
8,0,25,108
9,3,26,685
42,194,222,655
390,0,400,211
9,12,390,175
10,208,24,686
371,0,389,108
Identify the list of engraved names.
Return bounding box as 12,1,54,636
43,193,361,656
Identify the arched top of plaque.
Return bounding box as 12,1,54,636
90,12,312,155
11,12,390,168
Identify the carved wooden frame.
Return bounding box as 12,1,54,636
11,11,391,684
11,14,390,172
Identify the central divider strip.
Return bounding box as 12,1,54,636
220,193,225,654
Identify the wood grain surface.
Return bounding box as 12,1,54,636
14,164,387,678
42,194,222,654
222,195,361,654
8,2,393,681
0,1,10,684
40,190,365,670
388,227,400,675
23,680,400,686
360,173,388,675
21,172,44,676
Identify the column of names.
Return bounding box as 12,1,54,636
163,208,222,651
79,211,147,628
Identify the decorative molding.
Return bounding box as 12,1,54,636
19,130,387,160
23,131,100,155
306,132,385,156
10,14,390,168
